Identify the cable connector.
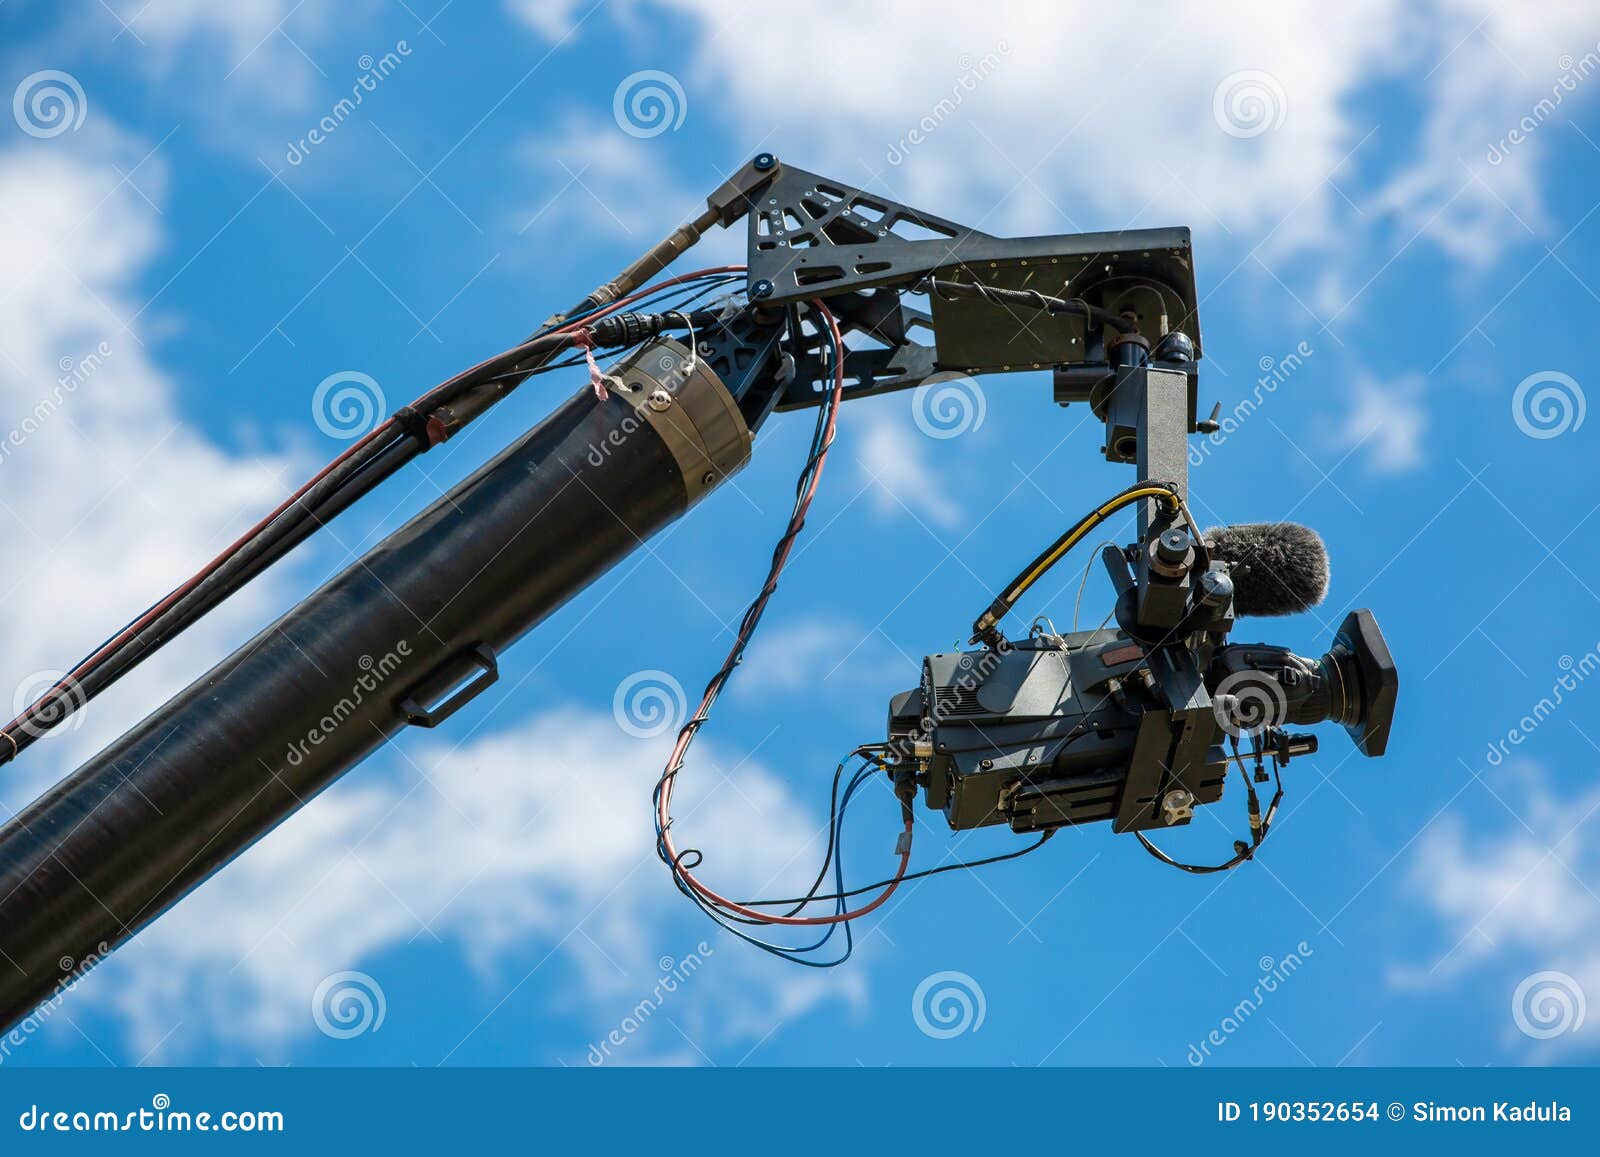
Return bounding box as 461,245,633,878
587,309,720,349
588,311,668,348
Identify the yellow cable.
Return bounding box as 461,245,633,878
1006,486,1180,606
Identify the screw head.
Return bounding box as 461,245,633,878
750,278,774,299
646,389,673,411
753,152,776,171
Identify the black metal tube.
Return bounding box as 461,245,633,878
0,339,750,1030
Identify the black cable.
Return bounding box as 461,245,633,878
665,754,877,966
4,289,737,759
1134,736,1286,875
651,304,855,956
743,827,1056,907
699,746,882,926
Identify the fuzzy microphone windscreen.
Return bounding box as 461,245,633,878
1202,522,1329,616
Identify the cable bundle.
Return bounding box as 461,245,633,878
0,268,746,767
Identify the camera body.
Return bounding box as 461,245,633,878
887,627,1227,834
886,610,1396,835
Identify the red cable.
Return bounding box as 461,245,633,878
656,301,916,927
3,265,748,743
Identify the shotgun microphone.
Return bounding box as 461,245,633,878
1202,521,1329,617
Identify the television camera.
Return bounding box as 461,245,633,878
0,155,1398,1012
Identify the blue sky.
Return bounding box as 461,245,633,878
0,0,1597,1068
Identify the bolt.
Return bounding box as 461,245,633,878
701,471,716,485
647,389,673,412
751,279,774,299
753,152,776,171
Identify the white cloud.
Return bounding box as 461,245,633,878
1336,373,1428,473
854,403,963,529
590,0,1597,268
74,708,862,1061
0,124,862,1064
735,619,843,694
94,0,339,111
556,0,1404,244
514,114,747,270
1377,1,1600,266
0,129,299,792
1397,761,1600,1057
505,0,592,43
506,0,1600,510
733,615,908,702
